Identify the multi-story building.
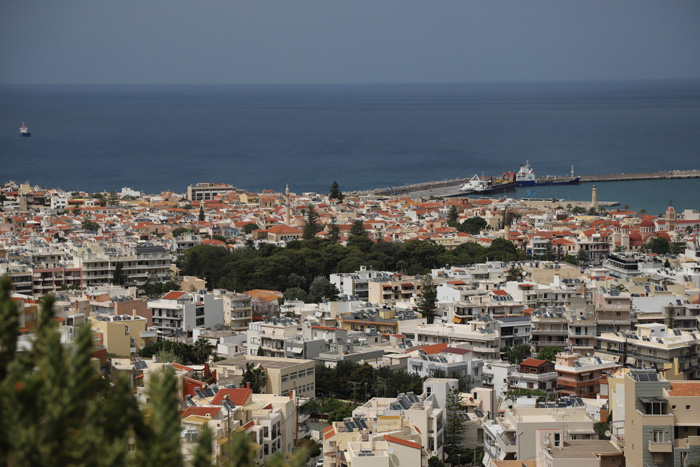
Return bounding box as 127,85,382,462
186,183,238,201
483,402,596,464
330,266,393,301
214,289,252,331
555,352,620,398
401,316,501,361
212,355,316,398
611,370,700,467
596,323,700,379
497,316,531,348
406,345,484,387
338,307,419,337
73,244,171,289
91,313,156,357
148,290,223,336
567,307,597,357
246,318,298,358
530,306,569,354
367,274,424,304
593,288,632,334
353,392,444,459
507,357,558,393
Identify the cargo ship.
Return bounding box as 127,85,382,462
515,161,580,186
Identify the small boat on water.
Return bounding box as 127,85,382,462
19,123,31,137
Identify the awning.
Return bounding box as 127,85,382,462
293,348,303,354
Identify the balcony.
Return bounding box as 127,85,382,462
648,440,673,453
532,329,568,336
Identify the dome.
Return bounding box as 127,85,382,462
640,219,655,228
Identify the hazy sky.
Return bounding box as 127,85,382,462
2,0,700,85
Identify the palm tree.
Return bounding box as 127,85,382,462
193,337,211,363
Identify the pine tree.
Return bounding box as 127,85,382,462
199,205,205,221
302,204,322,240
329,181,344,202
447,205,459,227
416,275,437,324
349,219,366,237
328,217,341,243
192,425,213,467
444,387,466,467
666,304,676,330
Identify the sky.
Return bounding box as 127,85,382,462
1,0,700,85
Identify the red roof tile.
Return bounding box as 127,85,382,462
162,291,186,300
384,435,421,449
211,388,253,406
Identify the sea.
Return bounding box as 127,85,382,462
1,80,700,214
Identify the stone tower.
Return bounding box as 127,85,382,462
592,185,598,210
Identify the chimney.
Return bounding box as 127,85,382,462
289,389,294,400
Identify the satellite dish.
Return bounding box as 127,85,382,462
605,430,611,438
543,434,550,446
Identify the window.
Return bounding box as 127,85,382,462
687,405,692,410
125,325,130,335
554,433,561,447
653,430,663,442
672,405,677,410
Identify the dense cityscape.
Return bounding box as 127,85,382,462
1,178,699,466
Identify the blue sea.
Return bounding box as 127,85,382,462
1,81,700,214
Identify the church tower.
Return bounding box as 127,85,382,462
665,205,676,233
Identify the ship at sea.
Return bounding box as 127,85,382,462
514,161,580,187
19,123,31,137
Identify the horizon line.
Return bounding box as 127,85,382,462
2,77,700,87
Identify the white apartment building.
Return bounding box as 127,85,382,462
148,290,223,336
246,318,298,358
214,289,253,331
73,244,171,288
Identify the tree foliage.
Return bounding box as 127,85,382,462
458,216,487,235
302,204,323,240
0,277,211,467
178,238,524,295
416,274,437,324
536,346,560,362
241,363,267,393
329,181,344,203
645,237,670,255
444,387,465,465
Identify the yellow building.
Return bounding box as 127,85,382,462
91,314,155,357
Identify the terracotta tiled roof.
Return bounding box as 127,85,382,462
211,388,253,406
162,291,187,300
384,435,421,449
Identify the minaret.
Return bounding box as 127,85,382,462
665,205,676,233
285,184,290,225
504,207,511,240
592,185,598,210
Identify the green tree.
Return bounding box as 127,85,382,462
242,363,267,393
666,304,676,330
199,205,205,221
171,227,193,238
416,275,437,324
503,344,531,364
0,277,213,467
505,266,522,282
349,219,367,237
242,223,258,235
308,276,339,303
537,346,560,362
192,425,212,467
645,237,670,255
112,262,127,286
429,456,446,467
282,287,308,303
577,248,589,264
562,254,579,265
327,217,341,244
447,206,459,228
193,337,212,363
594,421,611,440
302,204,323,240
444,387,465,466
82,219,100,231
329,180,344,202
458,216,487,235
